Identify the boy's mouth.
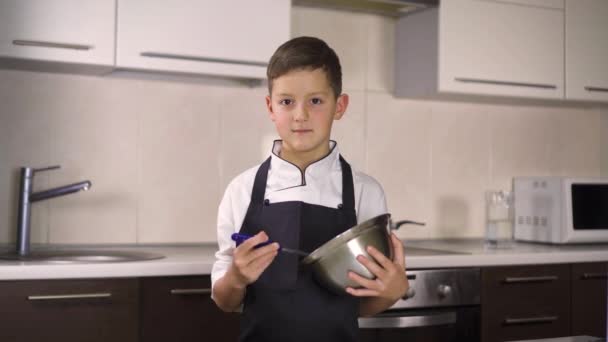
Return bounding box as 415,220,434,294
292,129,313,134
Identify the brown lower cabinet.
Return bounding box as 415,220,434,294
139,275,240,342
1,263,605,342
482,262,608,342
0,278,138,342
481,264,571,342
571,262,608,338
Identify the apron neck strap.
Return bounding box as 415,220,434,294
339,155,355,211
251,157,271,205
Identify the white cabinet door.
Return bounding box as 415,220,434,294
439,0,564,99
0,0,115,67
117,0,290,79
565,0,608,102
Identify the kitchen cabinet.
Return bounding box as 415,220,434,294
481,264,571,342
478,0,564,9
140,275,240,342
0,278,138,342
481,262,608,342
116,0,290,80
565,0,608,102
571,262,607,337
0,0,116,74
396,0,564,100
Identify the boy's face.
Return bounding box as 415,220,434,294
266,68,348,159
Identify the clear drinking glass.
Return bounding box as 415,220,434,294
485,190,514,249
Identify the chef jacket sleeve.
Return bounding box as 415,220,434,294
354,172,388,223
211,180,237,300
210,168,255,307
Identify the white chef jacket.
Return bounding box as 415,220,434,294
211,140,388,294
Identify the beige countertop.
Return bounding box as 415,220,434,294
403,239,608,268
0,239,607,280
0,244,217,280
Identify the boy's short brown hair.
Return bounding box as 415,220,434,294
267,36,342,98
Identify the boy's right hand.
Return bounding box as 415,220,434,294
228,231,279,288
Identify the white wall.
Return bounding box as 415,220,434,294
0,7,604,245
602,109,608,177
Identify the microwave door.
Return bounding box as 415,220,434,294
571,184,608,231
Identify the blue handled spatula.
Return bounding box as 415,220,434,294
231,233,309,257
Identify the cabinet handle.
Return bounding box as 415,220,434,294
503,276,558,283
170,288,212,295
584,86,608,93
504,316,558,325
140,52,267,67
582,273,608,280
13,40,93,51
27,292,112,301
455,77,557,89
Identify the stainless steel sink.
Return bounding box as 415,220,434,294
0,250,165,263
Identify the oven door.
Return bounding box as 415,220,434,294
358,307,480,342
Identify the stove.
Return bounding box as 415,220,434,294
359,267,481,342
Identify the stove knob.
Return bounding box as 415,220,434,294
403,287,416,299
437,284,452,298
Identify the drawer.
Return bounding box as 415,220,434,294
140,275,240,342
0,278,138,342
571,262,607,337
481,264,571,342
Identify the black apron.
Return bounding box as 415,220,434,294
238,155,359,342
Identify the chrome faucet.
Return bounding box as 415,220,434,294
16,165,91,256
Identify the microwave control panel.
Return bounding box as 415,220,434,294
513,177,563,243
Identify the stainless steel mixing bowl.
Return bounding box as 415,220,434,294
302,213,394,294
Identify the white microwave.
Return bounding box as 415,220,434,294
513,177,608,244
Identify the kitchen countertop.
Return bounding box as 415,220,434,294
0,239,607,280
403,239,608,268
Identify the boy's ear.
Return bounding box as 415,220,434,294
266,95,276,122
334,93,349,120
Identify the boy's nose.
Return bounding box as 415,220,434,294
293,108,309,121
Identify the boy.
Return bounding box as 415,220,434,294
212,36,409,341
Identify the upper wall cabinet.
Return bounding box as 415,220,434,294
477,0,564,9
116,0,291,80
396,0,564,101
565,0,608,102
0,0,115,73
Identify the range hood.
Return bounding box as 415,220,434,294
293,0,438,17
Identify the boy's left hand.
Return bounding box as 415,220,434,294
345,232,408,301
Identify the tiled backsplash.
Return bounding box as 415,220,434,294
602,113,608,175
0,7,606,244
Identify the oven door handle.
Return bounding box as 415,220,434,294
358,311,457,329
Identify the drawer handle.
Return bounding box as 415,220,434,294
455,77,557,89
140,52,267,67
582,273,608,280
27,293,112,301
13,39,93,51
504,316,558,325
584,86,608,93
170,288,212,295
503,276,558,283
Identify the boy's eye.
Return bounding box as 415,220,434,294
279,99,293,106
311,98,323,105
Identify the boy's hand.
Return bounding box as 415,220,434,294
345,233,409,302
228,231,279,288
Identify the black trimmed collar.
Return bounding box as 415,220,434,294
268,140,340,187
